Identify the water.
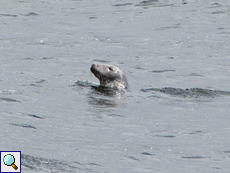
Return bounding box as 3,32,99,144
1,0,230,172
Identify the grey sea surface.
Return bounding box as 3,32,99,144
1,0,230,172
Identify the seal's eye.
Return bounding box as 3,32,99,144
108,67,114,71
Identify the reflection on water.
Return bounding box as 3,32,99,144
87,86,126,110
74,80,126,109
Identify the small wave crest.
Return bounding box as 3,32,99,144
73,80,98,87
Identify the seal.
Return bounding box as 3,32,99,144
90,63,128,90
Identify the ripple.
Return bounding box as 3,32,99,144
21,154,97,172
181,156,205,159
0,97,20,102
10,123,37,129
141,87,230,98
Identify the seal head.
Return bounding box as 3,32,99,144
90,64,128,90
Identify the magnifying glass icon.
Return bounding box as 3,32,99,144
3,154,18,170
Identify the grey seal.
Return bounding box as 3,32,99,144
90,63,128,90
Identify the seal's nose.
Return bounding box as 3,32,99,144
90,64,97,73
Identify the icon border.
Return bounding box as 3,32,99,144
0,151,21,173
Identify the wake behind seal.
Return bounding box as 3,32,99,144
90,63,128,90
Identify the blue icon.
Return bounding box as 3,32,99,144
3,154,18,170
1,151,21,173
